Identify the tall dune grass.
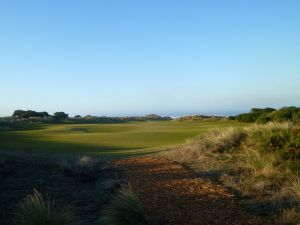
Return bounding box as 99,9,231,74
166,127,246,161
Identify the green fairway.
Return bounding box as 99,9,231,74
0,120,246,157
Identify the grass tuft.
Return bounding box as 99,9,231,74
100,186,150,225
15,189,74,225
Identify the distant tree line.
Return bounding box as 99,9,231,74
78,114,172,123
13,110,50,119
13,110,68,119
10,110,171,123
178,115,225,121
230,106,300,123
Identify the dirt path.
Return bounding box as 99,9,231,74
116,157,265,225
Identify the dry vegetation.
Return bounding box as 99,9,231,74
162,122,300,225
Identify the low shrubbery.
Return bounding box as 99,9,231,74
232,106,300,123
251,124,300,159
15,189,74,225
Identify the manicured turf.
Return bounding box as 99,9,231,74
0,120,247,157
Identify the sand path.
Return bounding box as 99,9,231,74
116,157,265,225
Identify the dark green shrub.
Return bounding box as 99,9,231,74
256,113,272,124
13,110,50,118
285,128,300,158
257,127,300,159
259,128,290,151
53,112,69,119
292,111,300,123
251,107,276,114
236,113,260,122
234,106,300,123
273,107,299,122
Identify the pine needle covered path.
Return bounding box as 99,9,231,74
115,157,265,225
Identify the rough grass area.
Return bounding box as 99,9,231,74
161,122,300,225
0,152,125,225
0,120,246,156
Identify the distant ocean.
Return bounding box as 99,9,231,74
168,110,247,119
75,110,248,118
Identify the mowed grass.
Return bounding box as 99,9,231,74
0,120,247,157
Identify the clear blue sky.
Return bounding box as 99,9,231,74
0,0,299,116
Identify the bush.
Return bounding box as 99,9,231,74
292,111,300,123
235,112,260,122
273,107,298,122
252,125,300,159
286,128,300,158
100,187,150,225
259,128,290,151
233,106,300,123
251,107,276,114
13,110,50,118
15,189,74,225
53,112,68,119
256,113,272,124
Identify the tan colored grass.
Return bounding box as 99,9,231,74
243,145,279,176
165,127,246,162
187,127,246,152
245,122,293,133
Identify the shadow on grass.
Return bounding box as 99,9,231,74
0,131,162,159
0,121,51,131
